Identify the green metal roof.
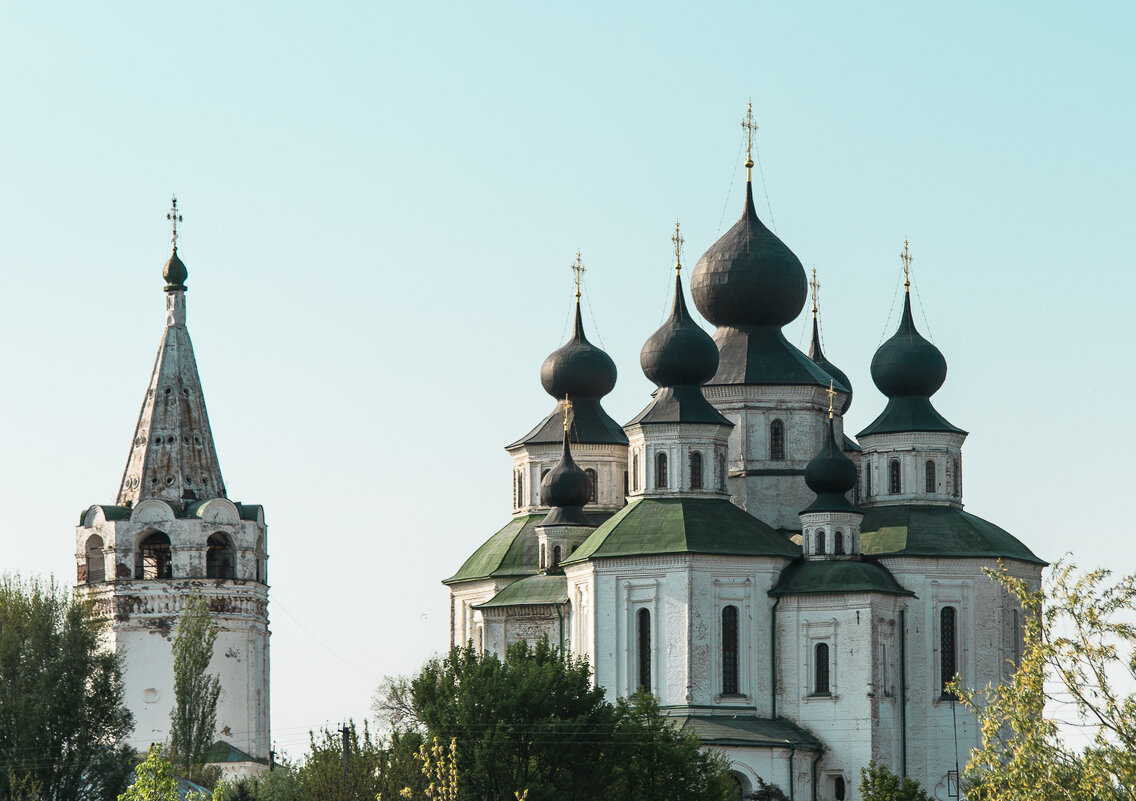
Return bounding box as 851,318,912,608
475,573,568,609
78,505,132,524
445,511,613,585
203,740,266,765
708,326,854,390
861,504,1045,565
563,497,799,564
857,396,967,437
771,558,913,597
676,714,822,750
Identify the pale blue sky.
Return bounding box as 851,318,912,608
1,1,1133,759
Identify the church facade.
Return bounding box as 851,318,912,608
445,137,1044,800
74,219,271,778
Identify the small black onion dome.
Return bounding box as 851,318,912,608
805,416,859,497
163,248,188,291
871,293,947,398
540,303,618,400
809,317,853,413
641,274,719,388
540,430,593,510
691,182,808,328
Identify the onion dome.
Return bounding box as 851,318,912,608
163,248,188,292
802,415,860,514
809,317,852,414
626,272,731,427
540,304,617,400
691,182,808,329
858,292,966,437
540,429,593,527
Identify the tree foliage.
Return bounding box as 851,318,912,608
402,639,734,801
119,746,221,801
169,596,222,782
957,559,1136,801
858,762,931,801
0,574,135,801
294,720,426,801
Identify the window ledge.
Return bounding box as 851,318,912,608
714,693,750,705
806,692,836,701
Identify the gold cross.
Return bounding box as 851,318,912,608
672,220,684,274
810,267,821,317
571,251,586,300
167,195,183,250
900,240,913,291
741,101,757,173
826,379,836,419
563,395,573,432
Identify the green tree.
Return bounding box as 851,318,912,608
222,763,304,801
403,639,734,801
294,720,426,801
858,762,931,801
0,574,135,801
169,596,222,782
957,560,1136,801
120,746,222,801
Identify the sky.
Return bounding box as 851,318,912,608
1,0,1134,761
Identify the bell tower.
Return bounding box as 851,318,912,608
76,199,270,771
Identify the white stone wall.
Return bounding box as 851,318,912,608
858,431,966,507
76,500,270,762
506,441,628,515
448,579,508,650
479,607,565,655
624,422,730,498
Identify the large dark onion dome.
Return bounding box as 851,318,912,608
809,317,852,414
510,302,628,447
857,292,967,437
627,274,732,426
802,415,860,514
539,428,593,526
691,182,849,390
163,248,188,292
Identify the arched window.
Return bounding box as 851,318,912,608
689,451,703,490
722,606,739,695
941,606,958,697
84,534,105,583
770,420,785,460
655,453,668,489
585,468,597,503
954,457,962,497
539,543,546,570
637,609,651,692
516,471,524,507
552,545,561,568
865,467,872,498
816,529,826,556
834,530,845,555
834,776,847,800
136,532,172,580
719,453,728,491
633,451,640,491
814,642,830,694
889,459,901,494
925,460,936,493
206,533,236,579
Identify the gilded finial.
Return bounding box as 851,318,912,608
810,267,821,318
672,220,684,274
741,101,758,180
571,251,586,301
167,195,183,251
563,395,573,432
900,240,913,292
826,379,835,420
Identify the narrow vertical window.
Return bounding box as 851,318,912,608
834,531,845,555
814,642,830,694
770,419,785,460
689,451,703,490
539,543,546,570
585,468,597,503
834,776,846,801
637,609,651,692
552,545,561,568
954,457,962,497
623,470,629,498
925,460,936,493
880,643,889,696
206,533,236,579
722,606,739,694
941,606,958,696
84,534,105,583
633,451,640,491
655,453,668,489
866,467,872,498
719,453,727,491
889,459,901,494
816,530,826,556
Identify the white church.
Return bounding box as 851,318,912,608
444,124,1045,800
74,207,271,779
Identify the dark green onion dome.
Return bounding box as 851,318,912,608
858,292,966,437
801,416,860,514
627,273,732,427
163,248,188,292
540,303,617,400
511,300,628,447
691,182,807,328
539,428,594,527
809,317,852,414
